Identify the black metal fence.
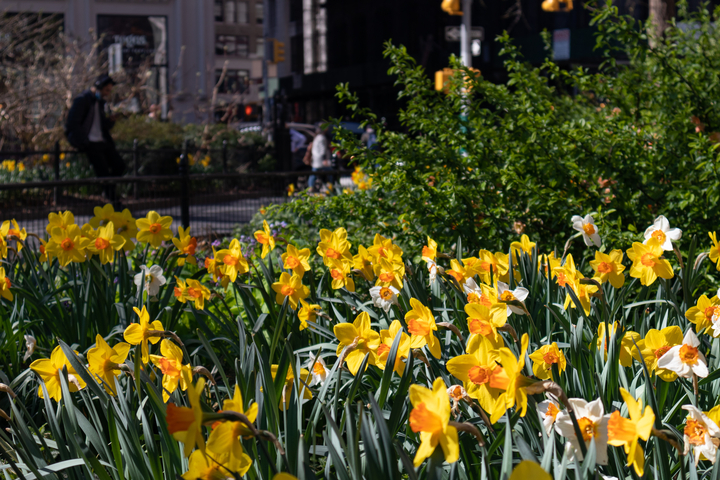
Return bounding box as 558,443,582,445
0,142,349,237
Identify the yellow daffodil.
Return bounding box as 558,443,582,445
136,211,173,247
627,242,674,286
88,203,116,228
474,249,508,284
328,258,355,292
376,320,411,376
511,234,536,262
406,298,441,359
373,257,403,290
210,383,258,443
589,249,626,288
367,233,403,264
508,461,551,480
353,245,375,281
333,311,380,375
538,252,560,279
446,259,470,284
112,208,139,249
185,279,211,310
529,343,566,380
0,219,27,252
0,267,12,301
182,447,252,480
271,272,309,309
45,225,87,267
0,236,6,260
205,254,230,289
46,210,75,234
685,294,720,335
494,251,517,283
607,388,655,476
596,322,638,366
254,220,276,259
447,336,508,413
30,345,87,401
282,244,311,277
552,253,580,289
123,306,163,364
297,299,321,330
422,237,438,263
316,228,352,267
85,221,124,264
491,334,533,423
215,239,249,283
166,377,207,457
643,215,681,251
87,334,130,395
554,254,597,315
637,326,682,381
150,339,192,402
172,227,197,266
464,302,506,347
408,377,459,467
271,364,313,410
709,232,720,271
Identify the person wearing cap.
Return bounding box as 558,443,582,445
65,74,125,203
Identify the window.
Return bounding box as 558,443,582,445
224,1,235,23
215,69,249,94
237,1,248,24
255,2,264,24
215,35,248,57
214,0,224,22
255,37,264,57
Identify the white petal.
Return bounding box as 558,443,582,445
509,305,526,315
389,286,400,295
666,228,682,241
656,347,682,370
693,359,709,378
661,237,674,251
684,329,700,348
571,215,583,224
513,287,529,302
582,233,593,247
655,215,670,232
463,278,480,295
150,265,163,275
369,286,381,299
586,398,605,419
497,281,509,294
683,404,704,419
643,225,656,240
590,233,602,248
583,214,595,224
134,273,142,286
573,222,584,233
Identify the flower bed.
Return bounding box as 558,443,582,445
0,206,719,479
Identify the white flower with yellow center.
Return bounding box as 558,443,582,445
537,397,561,436
572,214,601,248
307,352,328,386
643,215,682,251
134,265,167,296
656,329,708,379
369,285,399,312
427,259,439,284
497,281,529,315
682,405,720,464
555,398,610,464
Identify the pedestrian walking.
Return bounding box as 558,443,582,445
65,74,126,204
308,126,331,191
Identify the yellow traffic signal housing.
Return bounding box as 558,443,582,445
435,68,481,93
441,0,463,15
273,40,286,63
541,0,573,12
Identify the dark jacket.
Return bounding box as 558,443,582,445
65,90,116,150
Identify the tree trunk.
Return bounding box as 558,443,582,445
649,0,676,47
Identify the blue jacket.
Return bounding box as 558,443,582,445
64,90,115,150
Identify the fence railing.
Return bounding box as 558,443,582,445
0,143,350,236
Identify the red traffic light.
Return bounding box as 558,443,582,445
245,105,253,117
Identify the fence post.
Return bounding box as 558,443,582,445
133,139,139,199
53,141,60,205
179,140,190,229
222,139,228,174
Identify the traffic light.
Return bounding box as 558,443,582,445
435,68,481,93
441,0,463,15
273,40,285,63
245,105,253,117
541,0,573,12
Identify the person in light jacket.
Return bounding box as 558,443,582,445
308,126,331,190
65,74,125,203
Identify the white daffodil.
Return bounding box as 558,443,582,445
463,277,482,297
643,215,682,251
572,214,601,248
134,265,167,296
657,329,708,379
497,281,529,315
555,398,610,464
537,397,561,436
682,405,720,464
307,352,328,386
23,334,36,362
427,260,438,284
369,285,399,312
